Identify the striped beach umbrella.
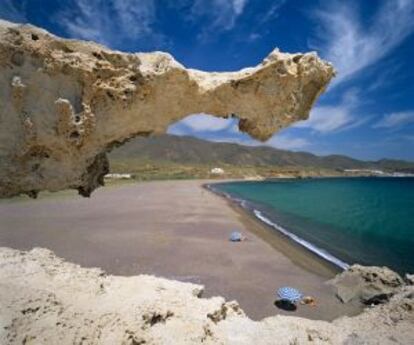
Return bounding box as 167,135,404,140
277,287,303,303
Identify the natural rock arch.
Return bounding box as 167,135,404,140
0,20,334,198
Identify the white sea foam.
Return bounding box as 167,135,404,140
253,210,350,270
207,183,350,270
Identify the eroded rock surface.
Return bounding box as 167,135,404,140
0,20,334,198
1,247,413,345
330,265,405,305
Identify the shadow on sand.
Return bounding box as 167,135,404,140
274,300,297,312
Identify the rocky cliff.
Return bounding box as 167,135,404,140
0,20,334,198
1,247,413,345
3,20,412,345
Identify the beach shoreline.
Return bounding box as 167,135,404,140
204,182,342,279
0,179,361,321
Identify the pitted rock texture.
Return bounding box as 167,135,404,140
330,265,405,305
0,20,334,198
1,247,413,345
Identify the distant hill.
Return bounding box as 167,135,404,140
109,134,414,173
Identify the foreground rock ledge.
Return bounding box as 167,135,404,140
1,248,413,345
0,20,334,198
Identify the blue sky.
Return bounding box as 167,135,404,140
1,0,414,161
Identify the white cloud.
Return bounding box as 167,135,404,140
293,89,366,133
312,0,414,86
0,0,27,23
168,113,312,152
57,0,164,49
168,113,235,133
366,62,402,92
191,0,248,37
258,0,286,24
247,33,261,41
373,111,414,129
208,136,258,146
246,0,286,42
266,135,310,151
232,0,248,15
295,105,354,133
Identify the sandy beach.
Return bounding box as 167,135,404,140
0,180,360,321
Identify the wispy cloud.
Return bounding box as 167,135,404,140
56,0,165,49
245,0,286,42
373,111,414,129
266,134,310,151
0,0,27,23
366,61,403,92
168,113,312,151
312,0,414,86
168,113,236,134
257,0,286,25
295,106,354,133
293,89,367,133
208,136,258,146
191,0,249,39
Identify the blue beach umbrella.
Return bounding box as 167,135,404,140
277,287,303,303
229,231,242,242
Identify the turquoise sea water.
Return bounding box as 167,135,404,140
212,178,414,274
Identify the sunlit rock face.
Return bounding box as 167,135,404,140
1,248,414,345
0,20,334,198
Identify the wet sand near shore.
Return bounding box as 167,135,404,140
0,180,361,321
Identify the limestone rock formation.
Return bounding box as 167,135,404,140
0,20,334,198
406,274,414,285
1,247,413,345
330,265,405,305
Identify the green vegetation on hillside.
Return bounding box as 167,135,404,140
108,135,414,180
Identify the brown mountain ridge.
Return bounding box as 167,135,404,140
108,134,414,179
